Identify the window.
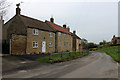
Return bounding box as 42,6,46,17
49,42,52,47
33,41,38,48
59,42,61,46
49,32,53,37
33,29,38,35
64,42,65,46
58,32,61,36
64,33,66,37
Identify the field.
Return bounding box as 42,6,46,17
96,46,120,62
36,52,89,63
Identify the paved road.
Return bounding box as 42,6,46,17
3,52,118,78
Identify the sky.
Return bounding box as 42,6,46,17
5,0,119,44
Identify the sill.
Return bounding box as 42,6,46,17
33,47,38,49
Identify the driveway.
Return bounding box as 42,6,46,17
2,52,118,78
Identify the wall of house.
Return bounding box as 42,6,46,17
117,39,120,44
11,34,26,55
57,32,72,52
72,36,76,52
26,28,55,54
76,39,82,52
3,16,27,41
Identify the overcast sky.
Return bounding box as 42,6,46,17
6,0,118,44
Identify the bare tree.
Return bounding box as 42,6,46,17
0,0,10,17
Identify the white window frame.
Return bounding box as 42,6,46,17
49,42,52,47
33,29,38,35
58,32,61,36
49,32,53,37
33,41,38,48
59,42,61,46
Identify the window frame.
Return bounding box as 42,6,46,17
59,42,61,46
33,41,38,48
49,42,52,47
58,32,61,36
64,33,66,37
49,32,53,37
33,29,38,35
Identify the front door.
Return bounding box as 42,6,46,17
42,41,46,53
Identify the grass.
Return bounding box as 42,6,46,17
36,51,89,63
96,46,120,62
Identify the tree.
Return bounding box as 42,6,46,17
0,0,10,17
87,43,97,49
81,38,88,49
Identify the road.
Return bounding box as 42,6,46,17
3,52,118,78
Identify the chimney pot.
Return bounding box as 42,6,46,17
63,24,66,28
50,16,54,23
73,30,76,34
67,26,70,32
16,3,21,15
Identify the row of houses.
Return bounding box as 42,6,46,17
2,4,82,55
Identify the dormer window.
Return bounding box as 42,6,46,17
49,32,53,37
33,29,38,35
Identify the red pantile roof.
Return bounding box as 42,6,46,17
46,21,72,34
19,15,55,32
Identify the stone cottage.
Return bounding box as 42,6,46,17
111,35,120,45
46,19,73,52
2,4,82,55
3,4,56,54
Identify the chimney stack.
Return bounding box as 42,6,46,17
1,16,4,26
50,16,54,23
73,30,76,34
16,3,21,15
63,24,66,28
66,26,70,32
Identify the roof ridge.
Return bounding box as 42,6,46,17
20,15,45,23
46,21,71,33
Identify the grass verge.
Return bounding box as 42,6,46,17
36,52,89,63
96,46,120,62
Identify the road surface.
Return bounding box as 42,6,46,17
3,52,118,78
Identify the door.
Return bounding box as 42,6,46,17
42,41,46,53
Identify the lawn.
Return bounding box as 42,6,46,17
96,46,120,62
36,51,89,63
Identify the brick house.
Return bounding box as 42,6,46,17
111,35,120,45
2,4,82,55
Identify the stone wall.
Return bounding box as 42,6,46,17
3,16,27,41
76,39,82,52
57,32,72,52
11,34,26,55
26,28,55,54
